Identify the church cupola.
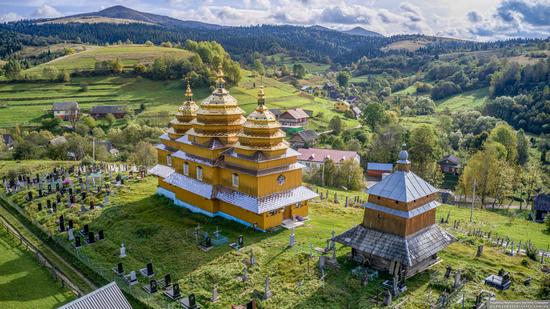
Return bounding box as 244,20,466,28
168,82,199,139
396,144,411,172
233,86,288,158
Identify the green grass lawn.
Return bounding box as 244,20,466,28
435,88,489,112
2,166,547,308
0,229,75,309
393,85,418,96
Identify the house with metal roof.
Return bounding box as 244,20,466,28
58,282,131,309
289,130,318,148
333,147,455,279
278,108,310,133
2,134,14,150
533,193,550,222
366,162,393,179
438,154,461,174
52,101,79,121
296,148,360,172
90,105,127,119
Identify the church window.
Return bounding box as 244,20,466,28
183,162,189,176
232,173,239,188
277,175,286,185
166,155,172,167
196,166,203,181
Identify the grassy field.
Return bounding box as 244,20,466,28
2,164,547,308
24,45,193,73
270,53,330,74
0,229,75,309
436,88,489,112
0,69,358,131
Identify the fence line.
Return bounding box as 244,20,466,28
0,210,83,297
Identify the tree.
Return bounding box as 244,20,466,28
336,159,365,190
112,58,123,74
489,123,518,164
292,64,306,79
129,141,157,168
3,59,21,79
336,71,351,87
362,103,387,132
13,141,39,160
105,113,116,127
516,129,529,166
254,59,265,76
329,116,342,134
367,124,405,163
408,125,443,182
42,66,60,81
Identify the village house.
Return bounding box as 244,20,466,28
2,134,14,150
323,82,340,100
438,154,461,174
90,105,127,119
148,69,317,231
289,130,318,148
351,106,362,119
296,148,360,172
366,162,393,179
278,108,310,133
334,148,455,279
52,101,79,121
533,193,550,222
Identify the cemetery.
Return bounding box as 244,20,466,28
0,160,548,308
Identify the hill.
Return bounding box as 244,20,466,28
24,45,194,73
41,5,222,30
342,26,383,37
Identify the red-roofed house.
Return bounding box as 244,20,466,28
297,148,360,171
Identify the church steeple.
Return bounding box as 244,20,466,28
168,81,199,139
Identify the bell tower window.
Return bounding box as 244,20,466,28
196,166,203,181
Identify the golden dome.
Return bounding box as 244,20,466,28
177,83,199,117
215,64,225,89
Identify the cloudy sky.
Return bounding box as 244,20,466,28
1,0,549,40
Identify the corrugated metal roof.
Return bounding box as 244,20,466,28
367,162,393,171
52,101,78,111
58,282,131,309
365,201,439,219
333,224,455,266
164,173,214,199
296,148,359,163
216,186,318,214
148,164,175,178
367,170,438,202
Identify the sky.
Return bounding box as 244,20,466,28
0,0,549,41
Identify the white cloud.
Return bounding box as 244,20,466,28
0,12,23,22
32,4,63,18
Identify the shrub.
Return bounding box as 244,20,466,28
525,243,538,261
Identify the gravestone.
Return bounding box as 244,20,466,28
361,271,369,286
47,199,51,208
127,271,138,286
239,265,249,282
113,262,124,275
68,220,74,229
289,228,295,247
67,228,75,241
318,255,326,271
181,294,198,309
75,236,81,248
27,191,33,201
120,243,127,258
87,231,95,244
58,216,65,232
52,202,57,212
210,286,220,303
444,266,452,279
37,202,42,212
140,262,154,277
249,251,256,266
453,270,462,289
98,230,104,240
345,196,349,208
263,276,272,299
476,245,484,257
82,224,89,236
144,279,158,294
89,200,94,210
172,283,181,298
384,290,392,306
56,194,61,203
164,274,171,288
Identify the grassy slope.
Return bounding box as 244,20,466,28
2,163,547,308
0,71,358,131
435,88,489,112
0,229,75,309
24,45,193,73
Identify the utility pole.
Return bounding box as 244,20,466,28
92,137,96,163
470,179,476,223
321,162,325,187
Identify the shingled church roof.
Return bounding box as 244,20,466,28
367,170,439,202
333,224,455,266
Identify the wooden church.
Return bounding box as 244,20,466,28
148,65,317,231
334,147,455,278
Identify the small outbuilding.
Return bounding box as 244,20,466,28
438,154,461,174
367,162,393,178
289,130,318,148
90,105,127,119
533,193,550,222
